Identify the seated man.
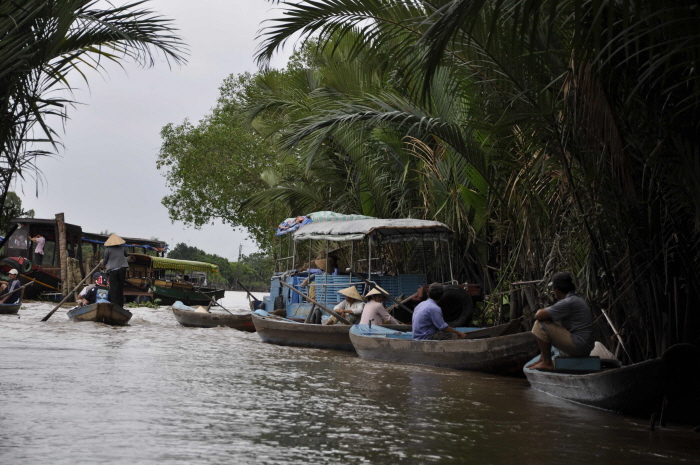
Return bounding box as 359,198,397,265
0,269,22,305
325,285,364,325
360,286,402,325
527,271,595,370
78,272,110,306
412,283,467,340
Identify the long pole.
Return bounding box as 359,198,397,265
237,280,260,303
41,263,101,322
279,281,352,325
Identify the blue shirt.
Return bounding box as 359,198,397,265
412,298,448,340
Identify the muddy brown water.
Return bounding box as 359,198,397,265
1,292,698,464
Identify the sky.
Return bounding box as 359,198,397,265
13,1,292,262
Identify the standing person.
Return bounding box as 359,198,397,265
30,234,45,266
0,269,22,304
100,234,129,307
527,272,595,371
360,286,402,325
412,283,467,340
324,285,364,325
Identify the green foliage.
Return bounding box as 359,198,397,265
157,73,283,250
0,192,33,233
126,298,162,309
0,0,186,214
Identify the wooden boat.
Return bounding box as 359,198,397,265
258,216,475,352
349,320,538,375
252,311,410,351
66,302,132,326
523,352,664,414
127,254,225,305
0,301,21,314
0,286,27,314
171,301,255,332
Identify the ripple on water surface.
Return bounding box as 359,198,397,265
0,292,698,465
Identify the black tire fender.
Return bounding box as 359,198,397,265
438,285,474,327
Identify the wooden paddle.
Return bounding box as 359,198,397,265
41,264,101,322
236,280,261,303
208,296,234,315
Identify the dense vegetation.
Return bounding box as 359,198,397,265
167,243,272,292
158,1,700,362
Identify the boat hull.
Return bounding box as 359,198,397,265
67,302,132,326
252,312,356,351
524,357,664,414
349,323,538,375
171,302,255,332
0,301,21,314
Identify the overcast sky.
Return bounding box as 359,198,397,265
14,1,292,262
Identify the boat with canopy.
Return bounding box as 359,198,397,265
252,212,476,351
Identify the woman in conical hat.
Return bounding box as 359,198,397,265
324,285,365,325
100,233,129,307
360,285,402,326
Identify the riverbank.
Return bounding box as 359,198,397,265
0,292,697,464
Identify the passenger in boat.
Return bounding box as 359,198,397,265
78,272,108,306
29,234,45,266
360,286,402,326
412,283,467,340
527,271,595,371
100,234,129,307
0,269,21,304
324,285,364,325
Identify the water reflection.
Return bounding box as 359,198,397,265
0,293,697,464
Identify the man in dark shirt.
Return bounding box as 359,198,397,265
527,272,595,370
0,269,22,304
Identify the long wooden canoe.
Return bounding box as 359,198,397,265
349,320,537,375
171,301,255,332
252,312,410,351
67,302,132,326
523,354,664,414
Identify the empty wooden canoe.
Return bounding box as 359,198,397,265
171,301,255,332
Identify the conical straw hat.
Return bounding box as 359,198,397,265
365,285,388,298
338,286,362,301
104,233,125,247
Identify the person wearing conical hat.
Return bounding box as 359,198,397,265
359,285,402,326
324,285,365,325
100,233,129,307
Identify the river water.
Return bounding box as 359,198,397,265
0,291,697,464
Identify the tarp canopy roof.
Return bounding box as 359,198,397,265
129,253,219,274
292,218,452,242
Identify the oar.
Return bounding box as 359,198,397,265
349,271,415,315
236,280,260,303
41,264,101,322
19,275,61,291
279,281,353,325
208,295,234,315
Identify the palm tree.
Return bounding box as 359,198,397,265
254,0,700,360
0,0,186,209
